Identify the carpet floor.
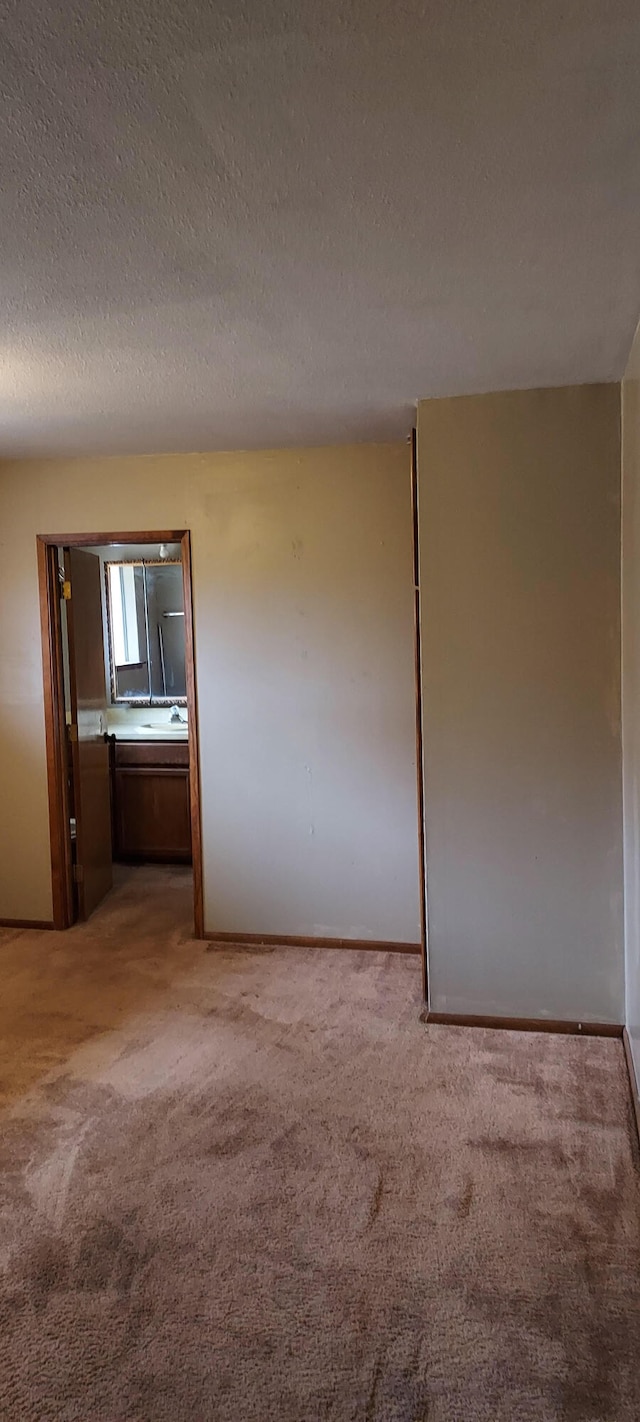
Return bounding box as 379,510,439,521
0,865,639,1421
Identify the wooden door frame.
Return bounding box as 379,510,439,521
36,529,204,937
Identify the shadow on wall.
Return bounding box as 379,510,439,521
0,707,52,922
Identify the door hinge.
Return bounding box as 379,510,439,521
73,863,84,883
68,723,78,743
62,580,71,600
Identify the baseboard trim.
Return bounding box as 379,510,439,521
0,918,55,930
421,1010,623,1038
622,1028,640,1150
205,931,421,955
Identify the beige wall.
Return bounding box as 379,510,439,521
622,326,640,1081
0,443,422,944
417,384,624,1022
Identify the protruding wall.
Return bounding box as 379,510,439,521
417,385,624,1022
622,327,640,1080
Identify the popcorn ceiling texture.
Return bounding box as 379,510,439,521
1,0,640,456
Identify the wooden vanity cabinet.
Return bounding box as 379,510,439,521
111,740,191,862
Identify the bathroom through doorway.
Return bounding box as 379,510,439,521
36,529,203,936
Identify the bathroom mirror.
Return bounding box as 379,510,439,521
105,560,187,704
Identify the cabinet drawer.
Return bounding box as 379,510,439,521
114,740,189,769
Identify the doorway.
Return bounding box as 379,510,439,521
37,529,203,936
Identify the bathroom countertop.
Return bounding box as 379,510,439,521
107,723,189,742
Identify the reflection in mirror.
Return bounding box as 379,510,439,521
106,561,186,703
147,564,186,700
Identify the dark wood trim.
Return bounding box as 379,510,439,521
410,428,428,1003
37,538,74,928
421,1009,623,1037
114,740,189,767
37,529,205,940
116,855,192,865
37,530,186,547
0,918,55,930
115,765,189,778
622,1027,640,1150
206,931,422,954
180,531,204,938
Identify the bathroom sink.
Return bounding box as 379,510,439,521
139,723,187,735
111,723,188,740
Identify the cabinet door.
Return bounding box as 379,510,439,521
114,767,192,861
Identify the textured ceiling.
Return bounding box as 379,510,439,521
2,0,640,457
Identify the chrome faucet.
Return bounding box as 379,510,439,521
170,705,187,724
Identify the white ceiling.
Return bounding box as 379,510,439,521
2,0,640,457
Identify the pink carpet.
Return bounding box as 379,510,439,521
1,866,638,1420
